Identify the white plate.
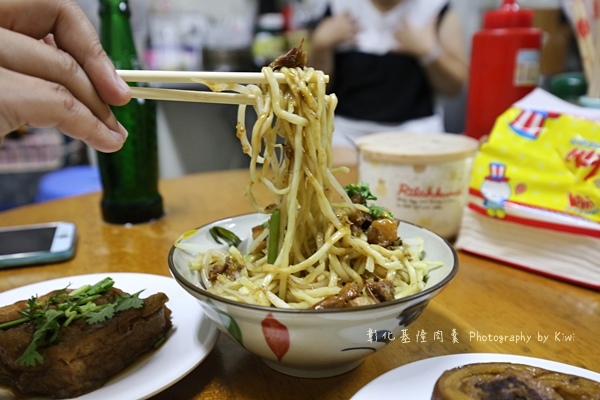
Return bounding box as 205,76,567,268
0,272,219,400
351,353,600,400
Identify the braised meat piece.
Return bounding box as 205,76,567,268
209,257,242,283
365,218,399,247
269,39,307,70
432,362,600,399
346,208,399,247
0,288,172,399
348,192,366,205
348,209,373,233
311,282,361,310
311,278,396,309
365,279,395,303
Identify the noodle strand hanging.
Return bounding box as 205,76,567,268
179,44,439,309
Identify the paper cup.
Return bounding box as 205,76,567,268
356,132,479,240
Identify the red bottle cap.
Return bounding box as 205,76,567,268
483,0,534,29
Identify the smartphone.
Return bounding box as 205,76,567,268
0,222,77,268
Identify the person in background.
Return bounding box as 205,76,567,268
0,0,130,152
309,0,468,165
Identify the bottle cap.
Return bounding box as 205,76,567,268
483,0,534,29
549,72,587,102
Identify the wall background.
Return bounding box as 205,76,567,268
77,0,574,178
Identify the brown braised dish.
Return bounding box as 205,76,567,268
0,278,172,398
432,362,600,400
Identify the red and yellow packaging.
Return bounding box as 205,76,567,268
469,107,600,223
457,91,600,289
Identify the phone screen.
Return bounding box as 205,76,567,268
0,227,57,255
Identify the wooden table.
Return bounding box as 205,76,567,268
0,168,598,399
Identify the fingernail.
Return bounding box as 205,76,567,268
114,70,131,93
110,130,125,143
117,122,128,139
110,123,128,142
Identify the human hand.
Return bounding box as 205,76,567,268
0,0,131,152
311,13,359,51
393,16,438,59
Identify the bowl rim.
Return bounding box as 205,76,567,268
168,212,458,314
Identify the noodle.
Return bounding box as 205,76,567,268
180,54,439,309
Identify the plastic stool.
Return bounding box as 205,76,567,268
35,165,102,202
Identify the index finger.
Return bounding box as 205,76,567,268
0,0,130,106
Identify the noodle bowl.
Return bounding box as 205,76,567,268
167,47,458,377
168,214,457,377
176,58,440,309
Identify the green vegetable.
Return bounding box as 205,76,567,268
344,182,394,219
0,277,144,366
267,209,281,264
209,226,242,248
344,182,377,205
368,205,394,220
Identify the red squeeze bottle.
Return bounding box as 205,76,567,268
465,0,542,140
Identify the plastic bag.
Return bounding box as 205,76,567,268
470,98,600,224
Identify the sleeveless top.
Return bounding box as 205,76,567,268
319,0,450,124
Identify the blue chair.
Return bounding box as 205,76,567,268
35,165,102,203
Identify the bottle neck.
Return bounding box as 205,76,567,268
99,0,139,70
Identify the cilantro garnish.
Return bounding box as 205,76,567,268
344,182,377,205
344,182,394,219
0,277,145,366
368,205,394,220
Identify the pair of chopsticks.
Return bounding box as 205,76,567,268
127,87,256,106
117,70,328,105
118,70,260,105
571,0,600,98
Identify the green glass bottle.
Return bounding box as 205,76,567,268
97,0,163,224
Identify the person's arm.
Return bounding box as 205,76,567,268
394,8,468,96
0,0,130,152
309,13,358,77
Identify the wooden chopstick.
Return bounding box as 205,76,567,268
117,69,328,85
119,69,274,84
592,0,600,97
122,69,330,105
572,0,599,97
129,87,255,105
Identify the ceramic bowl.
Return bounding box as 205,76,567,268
168,213,458,378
